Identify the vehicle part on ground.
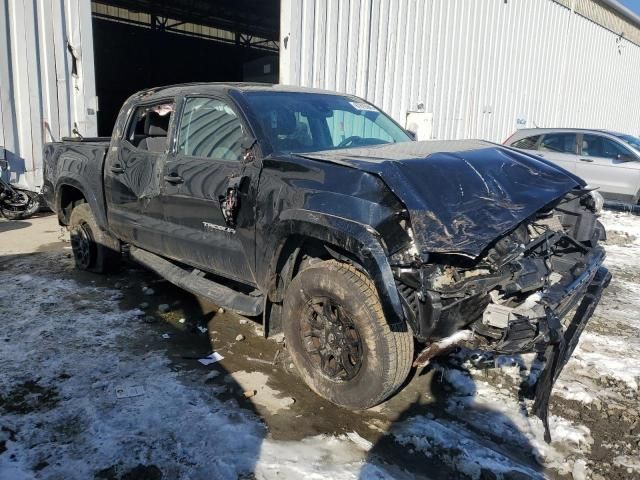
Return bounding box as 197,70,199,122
69,204,120,273
0,185,40,220
283,260,414,409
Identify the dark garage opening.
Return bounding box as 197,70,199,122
91,0,280,136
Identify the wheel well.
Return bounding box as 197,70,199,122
58,185,86,225
263,236,364,338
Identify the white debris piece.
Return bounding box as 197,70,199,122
115,385,145,399
198,352,224,366
346,431,373,451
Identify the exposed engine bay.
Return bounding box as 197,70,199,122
391,189,611,441
393,190,605,349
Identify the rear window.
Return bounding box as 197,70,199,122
511,135,540,150
540,133,577,154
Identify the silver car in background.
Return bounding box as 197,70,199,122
505,128,640,206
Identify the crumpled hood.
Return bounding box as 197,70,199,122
299,140,583,258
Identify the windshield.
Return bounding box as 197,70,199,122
241,91,412,154
614,133,640,151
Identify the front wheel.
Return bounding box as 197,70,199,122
283,260,413,409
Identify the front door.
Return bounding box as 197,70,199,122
160,96,260,285
104,100,175,253
576,134,640,202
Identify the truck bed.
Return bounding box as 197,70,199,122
42,137,111,228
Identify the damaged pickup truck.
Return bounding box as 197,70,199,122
43,84,609,435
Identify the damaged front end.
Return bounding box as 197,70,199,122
392,190,611,441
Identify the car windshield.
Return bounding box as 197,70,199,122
241,91,411,154
614,133,640,151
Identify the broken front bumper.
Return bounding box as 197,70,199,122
483,246,608,355
410,249,610,442
533,265,611,442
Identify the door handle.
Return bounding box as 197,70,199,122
110,164,124,174
164,173,184,184
579,158,594,162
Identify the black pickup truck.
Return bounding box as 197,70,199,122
43,83,609,431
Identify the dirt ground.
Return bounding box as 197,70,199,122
0,212,639,479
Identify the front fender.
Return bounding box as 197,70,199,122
270,209,405,326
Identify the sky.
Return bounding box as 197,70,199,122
618,0,640,15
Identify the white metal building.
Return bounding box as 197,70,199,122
2,0,640,192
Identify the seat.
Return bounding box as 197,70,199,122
260,108,305,152
138,112,169,153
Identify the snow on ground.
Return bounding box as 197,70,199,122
0,256,384,480
1,209,639,479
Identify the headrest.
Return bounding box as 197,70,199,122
146,112,169,136
263,108,297,136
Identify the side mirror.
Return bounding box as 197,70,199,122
405,129,417,141
240,136,257,150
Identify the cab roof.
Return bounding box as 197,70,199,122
135,82,354,102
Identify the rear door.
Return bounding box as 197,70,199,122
576,133,640,202
160,95,261,284
536,132,578,173
104,99,175,253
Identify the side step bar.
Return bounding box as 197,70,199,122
129,246,263,317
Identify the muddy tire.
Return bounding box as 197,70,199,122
283,259,413,409
69,203,120,273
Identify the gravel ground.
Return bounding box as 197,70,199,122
0,210,638,480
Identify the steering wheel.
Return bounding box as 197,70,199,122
337,135,362,148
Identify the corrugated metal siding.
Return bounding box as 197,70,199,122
280,0,640,142
0,0,97,191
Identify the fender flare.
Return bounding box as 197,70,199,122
269,209,405,326
55,175,107,230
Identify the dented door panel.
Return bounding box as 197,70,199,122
105,140,167,253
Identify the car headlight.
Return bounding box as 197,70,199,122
590,190,604,215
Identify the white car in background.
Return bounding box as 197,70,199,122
505,128,640,206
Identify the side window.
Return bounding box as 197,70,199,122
126,102,174,152
326,110,393,146
177,97,243,161
539,133,577,154
582,134,631,159
511,135,540,150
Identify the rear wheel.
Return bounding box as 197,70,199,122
283,259,413,409
69,203,120,273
